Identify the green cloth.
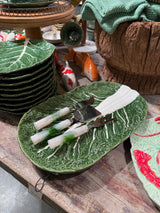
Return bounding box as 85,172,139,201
81,0,160,34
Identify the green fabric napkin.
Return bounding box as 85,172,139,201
81,0,160,34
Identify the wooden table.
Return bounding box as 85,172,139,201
0,47,160,213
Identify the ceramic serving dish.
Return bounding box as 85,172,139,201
0,40,55,74
18,81,147,174
0,40,56,114
130,117,160,209
0,81,57,114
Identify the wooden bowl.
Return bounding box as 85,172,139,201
95,21,160,94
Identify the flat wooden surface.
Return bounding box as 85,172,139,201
0,47,160,213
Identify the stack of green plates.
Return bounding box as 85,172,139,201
0,39,57,115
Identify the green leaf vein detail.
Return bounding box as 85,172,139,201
18,81,147,173
0,40,55,73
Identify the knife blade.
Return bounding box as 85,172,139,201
31,104,101,145
34,96,94,131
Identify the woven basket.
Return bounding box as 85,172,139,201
95,21,160,94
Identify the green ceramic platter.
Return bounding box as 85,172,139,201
0,68,54,93
0,81,57,114
0,85,57,115
130,117,160,208
0,76,55,103
0,55,54,80
0,63,54,88
0,79,56,107
0,40,55,75
18,81,148,174
0,72,54,98
0,55,54,82
0,62,55,95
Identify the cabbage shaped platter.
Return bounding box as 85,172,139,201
0,55,53,81
0,71,54,96
0,40,55,74
0,40,56,114
0,79,57,114
0,80,57,109
0,71,54,98
130,117,160,209
18,81,148,174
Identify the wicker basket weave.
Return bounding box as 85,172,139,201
95,21,160,94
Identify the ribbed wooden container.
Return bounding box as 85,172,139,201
95,21,160,94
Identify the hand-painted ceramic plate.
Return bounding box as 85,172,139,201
0,40,55,74
0,72,53,95
0,63,54,88
0,76,54,103
0,81,57,114
0,72,53,98
18,81,147,174
0,40,56,114
0,55,53,80
130,117,160,208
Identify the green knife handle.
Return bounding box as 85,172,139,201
31,119,72,145
48,125,89,149
34,107,70,130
